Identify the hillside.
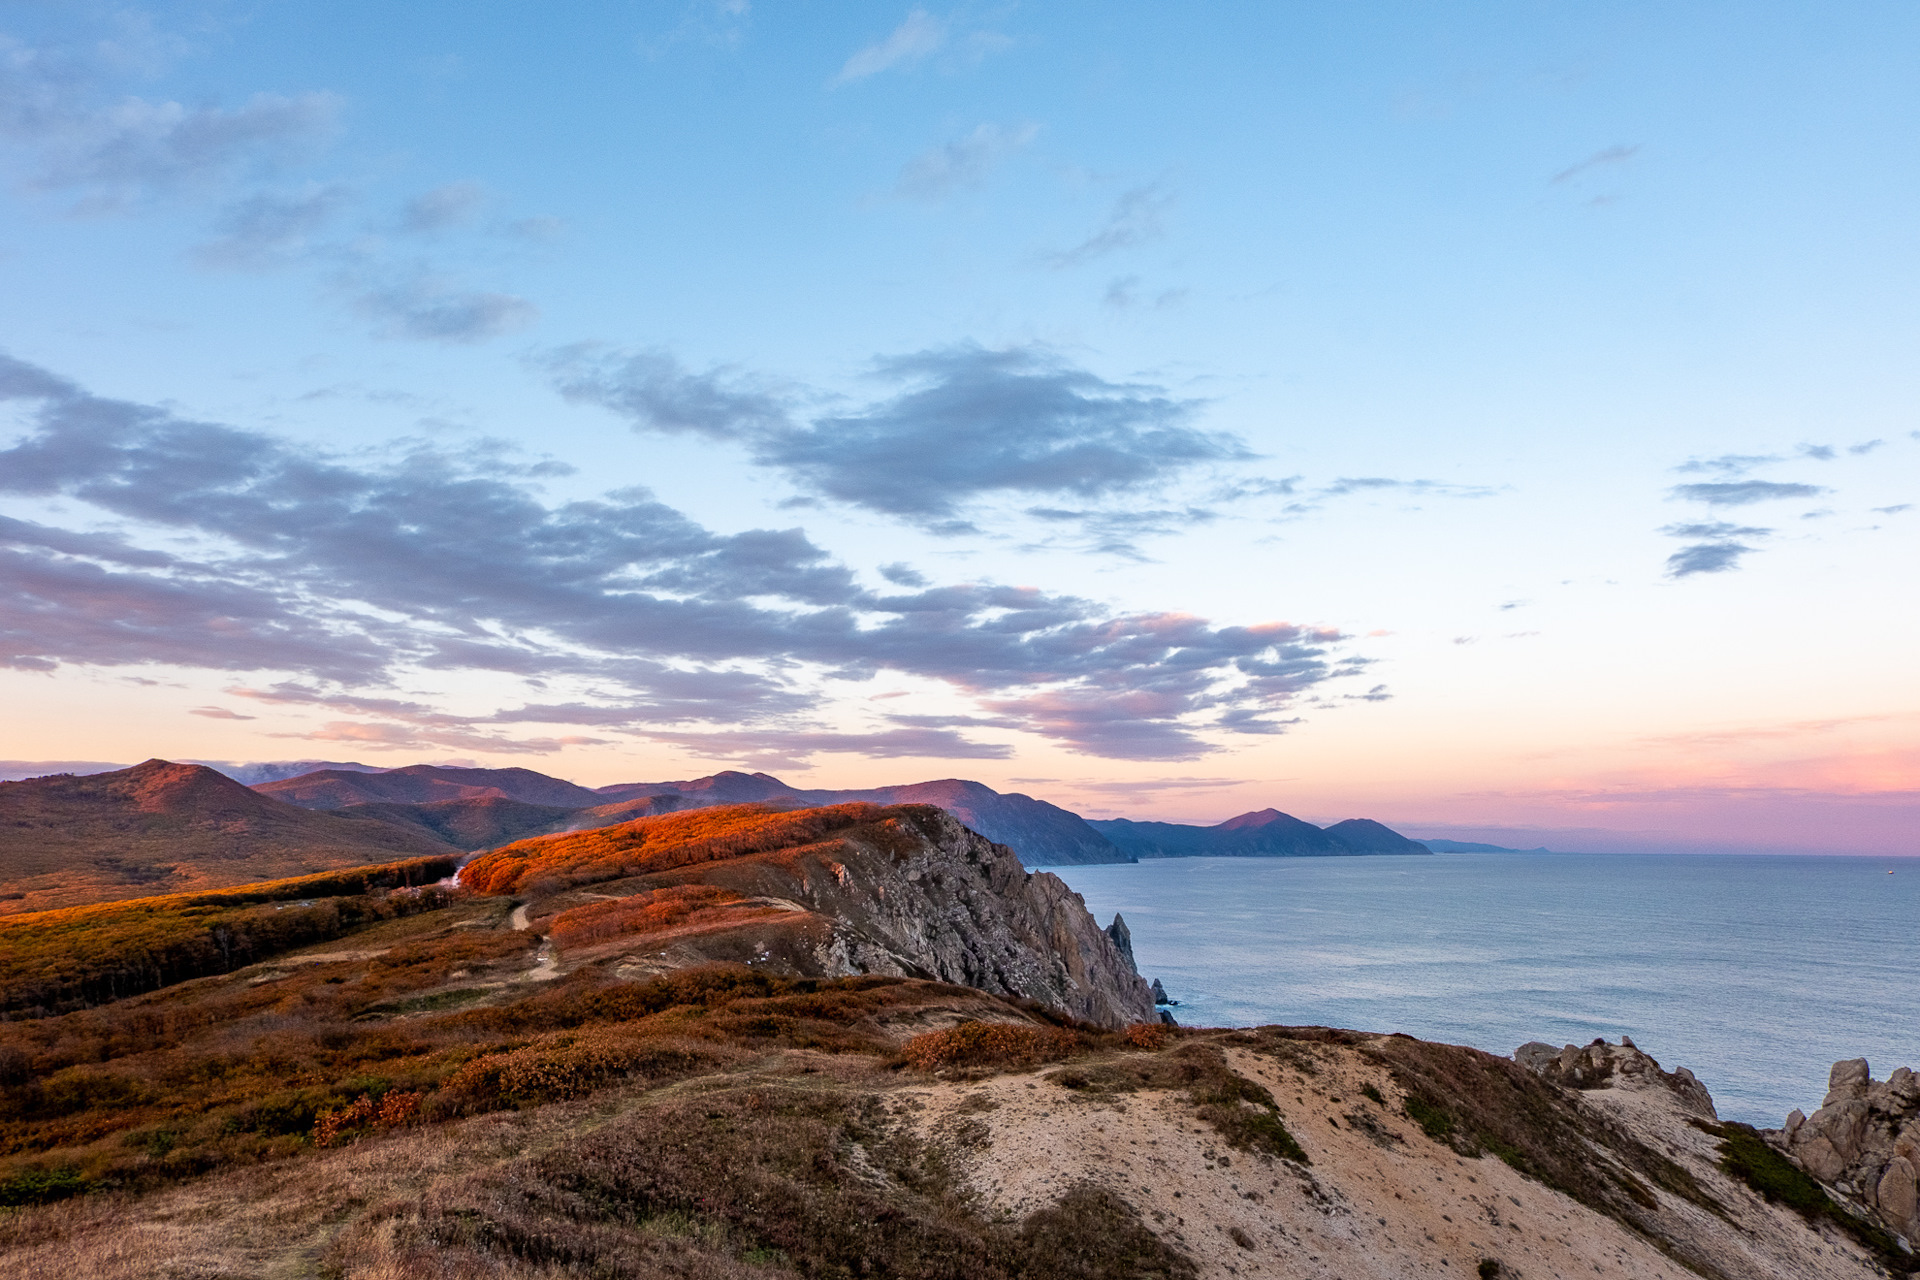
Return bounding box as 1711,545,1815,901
0,793,1905,1278
1091,808,1431,858
0,761,458,914
335,796,582,851
261,766,1127,866
459,801,1153,1026
255,763,606,810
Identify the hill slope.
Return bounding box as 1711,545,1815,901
460,801,1153,1027
0,761,458,914
255,764,605,810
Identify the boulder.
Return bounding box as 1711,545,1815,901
1879,1156,1918,1236
1783,1056,1920,1243
1513,1037,1716,1119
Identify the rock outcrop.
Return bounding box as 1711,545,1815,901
1781,1057,1920,1244
1515,1036,1718,1119
478,802,1158,1027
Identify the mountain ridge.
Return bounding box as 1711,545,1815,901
0,760,460,914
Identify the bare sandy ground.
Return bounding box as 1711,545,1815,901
904,1036,1884,1280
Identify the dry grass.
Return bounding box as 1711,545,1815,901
458,802,926,895
0,856,458,1014
0,761,456,915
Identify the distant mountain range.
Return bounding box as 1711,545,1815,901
247,764,1429,866
0,758,1439,912
1089,809,1430,858
0,760,458,914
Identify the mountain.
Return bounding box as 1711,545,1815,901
0,760,459,914
592,770,794,806
1089,808,1430,859
334,797,583,851
256,764,606,810
806,778,1122,866
261,766,1124,866
1321,817,1430,854
203,760,391,786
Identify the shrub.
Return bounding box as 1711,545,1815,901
902,1021,1081,1072
459,803,930,895
1124,1022,1170,1050
548,883,753,946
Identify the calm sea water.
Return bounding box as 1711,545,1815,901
1054,852,1919,1127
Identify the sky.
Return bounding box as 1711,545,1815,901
1,1,1916,854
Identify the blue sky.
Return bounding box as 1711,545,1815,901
2,2,1917,852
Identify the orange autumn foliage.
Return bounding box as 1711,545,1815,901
901,1020,1083,1072
547,883,762,947
459,803,904,896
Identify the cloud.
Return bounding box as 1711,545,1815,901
1047,184,1172,268
1674,453,1780,476
1848,439,1884,455
1319,477,1498,499
834,9,946,83
350,271,539,342
399,180,486,233
189,706,256,720
895,122,1036,200
645,724,1012,771
1102,275,1188,311
0,352,1362,762
547,346,791,440
1668,481,1826,506
1550,144,1638,185
552,342,1246,531
1665,541,1755,576
192,183,350,269
1660,521,1771,540
0,29,341,206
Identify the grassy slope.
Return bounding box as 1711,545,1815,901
0,761,457,915
0,856,459,1014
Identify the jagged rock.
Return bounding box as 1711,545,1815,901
1150,977,1172,1005
1782,1057,1920,1242
789,807,1157,1027
1513,1037,1717,1119
1105,913,1138,974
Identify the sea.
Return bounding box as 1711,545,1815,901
1053,851,1919,1127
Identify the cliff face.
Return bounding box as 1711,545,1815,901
730,805,1155,1026
484,802,1157,1028
1783,1058,1920,1244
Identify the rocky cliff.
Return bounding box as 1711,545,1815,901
468,802,1157,1027
1781,1057,1920,1246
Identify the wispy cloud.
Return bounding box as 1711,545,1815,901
0,351,1364,763
895,122,1036,200
191,183,350,270
349,270,539,343
1046,183,1172,268
0,28,340,209
398,180,486,233
550,341,1246,534
1550,144,1638,185
834,9,946,83
1669,480,1825,506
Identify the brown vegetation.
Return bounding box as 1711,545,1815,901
0,856,458,1014
458,802,912,895
545,883,770,947
0,761,457,915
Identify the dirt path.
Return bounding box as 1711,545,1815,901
506,902,559,981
